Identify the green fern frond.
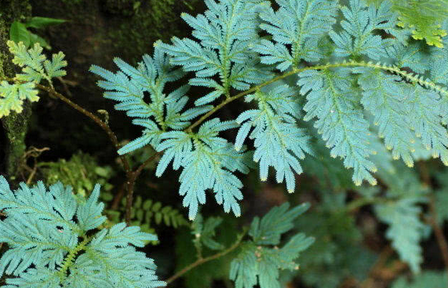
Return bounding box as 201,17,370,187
0,81,38,117
366,0,448,47
8,41,67,85
371,167,429,273
0,41,68,119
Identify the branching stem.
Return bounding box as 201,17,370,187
428,196,448,281
186,60,448,132
58,236,91,280
35,83,132,176
165,232,246,285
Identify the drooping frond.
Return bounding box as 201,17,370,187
298,68,377,186
235,84,311,192
156,119,252,219
371,167,428,273
355,68,416,167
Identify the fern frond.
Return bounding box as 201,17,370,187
0,41,67,118
76,184,107,231
117,120,163,155
394,0,448,48
329,0,398,60
355,68,416,167
0,81,39,117
158,0,271,104
0,177,164,288
387,43,429,74
298,68,377,186
406,85,448,164
235,85,310,192
192,215,225,250
108,196,189,232
249,203,309,245
230,203,314,288
7,41,67,84
256,0,337,68
156,119,251,219
373,168,428,273
91,47,211,155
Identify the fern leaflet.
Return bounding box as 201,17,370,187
0,177,164,288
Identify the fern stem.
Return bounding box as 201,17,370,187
123,151,161,223
57,236,91,280
27,80,157,225
420,162,448,279
186,60,448,132
30,82,141,225
428,195,448,280
32,83,132,175
165,231,246,284
346,197,386,212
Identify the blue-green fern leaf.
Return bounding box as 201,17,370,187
90,47,211,155
355,68,416,167
298,68,377,186
230,203,314,288
255,0,337,69
0,177,164,288
156,119,252,219
158,0,272,105
372,168,429,273
329,0,399,59
235,84,310,192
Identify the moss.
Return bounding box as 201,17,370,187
2,106,32,179
106,0,202,62
101,0,139,16
0,0,32,178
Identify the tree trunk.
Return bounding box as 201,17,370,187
0,0,31,179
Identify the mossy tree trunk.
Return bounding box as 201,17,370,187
0,0,32,179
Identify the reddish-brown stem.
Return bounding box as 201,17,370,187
32,83,142,224
111,183,126,210
124,151,162,224
36,84,132,176
428,197,448,280
165,234,244,285
419,162,448,281
34,81,166,225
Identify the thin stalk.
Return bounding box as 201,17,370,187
428,196,448,281
165,233,245,285
186,60,448,133
35,83,132,176
419,162,448,282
